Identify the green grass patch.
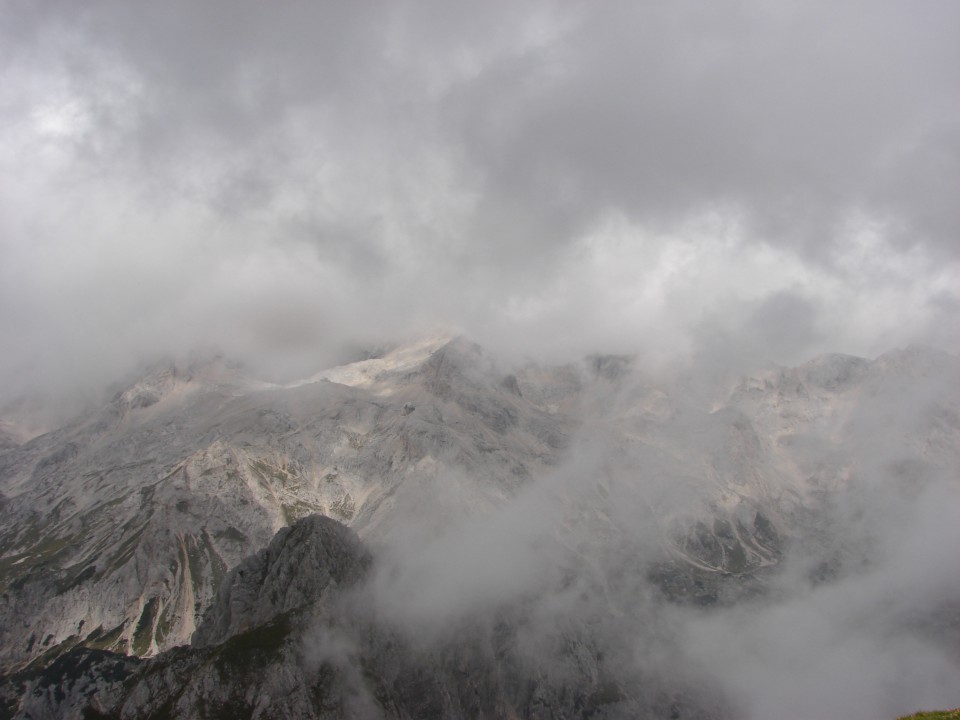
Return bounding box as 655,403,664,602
155,601,175,645
0,533,78,592
25,634,81,670
83,622,127,651
30,534,76,563
131,597,159,655
56,563,97,593
104,526,145,575
201,531,227,589
183,531,227,604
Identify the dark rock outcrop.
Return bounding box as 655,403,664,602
192,514,370,648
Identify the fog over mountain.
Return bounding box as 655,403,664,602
1,0,958,408
0,338,958,718
1,2,959,719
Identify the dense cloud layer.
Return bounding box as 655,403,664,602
1,0,958,402
356,352,960,718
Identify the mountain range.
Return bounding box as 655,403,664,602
1,337,958,718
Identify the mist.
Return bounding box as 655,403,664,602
337,347,960,718
1,0,959,406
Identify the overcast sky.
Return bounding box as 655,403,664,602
1,0,958,399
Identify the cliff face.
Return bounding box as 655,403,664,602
191,514,370,649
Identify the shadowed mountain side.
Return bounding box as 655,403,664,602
4,514,730,720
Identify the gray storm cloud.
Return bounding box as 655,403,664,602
1,0,958,402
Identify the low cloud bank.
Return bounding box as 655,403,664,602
353,354,960,717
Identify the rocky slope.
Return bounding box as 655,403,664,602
3,514,728,720
0,337,568,671
1,337,958,716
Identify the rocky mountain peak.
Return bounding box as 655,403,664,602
110,354,259,417
192,515,370,648
304,334,456,390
